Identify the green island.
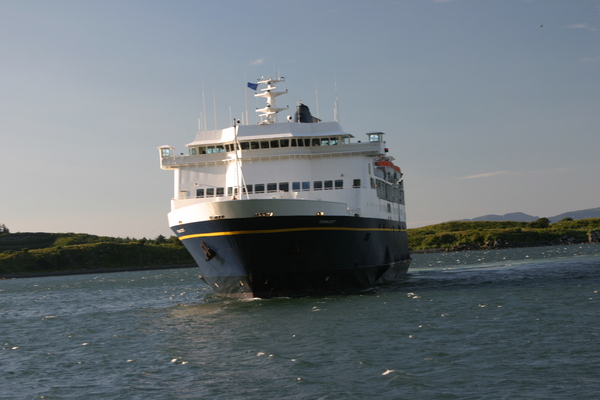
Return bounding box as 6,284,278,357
0,231,195,277
409,217,600,252
1,217,599,277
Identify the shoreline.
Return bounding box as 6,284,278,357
3,241,598,279
411,240,599,254
0,264,197,280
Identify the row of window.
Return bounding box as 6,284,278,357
186,177,404,204
189,136,351,155
194,179,362,198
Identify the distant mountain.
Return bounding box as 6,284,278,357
548,207,600,223
465,212,539,222
461,207,600,223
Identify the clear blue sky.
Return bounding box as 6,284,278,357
2,0,599,238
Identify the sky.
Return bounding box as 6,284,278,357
1,0,599,238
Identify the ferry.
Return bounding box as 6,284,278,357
158,77,411,298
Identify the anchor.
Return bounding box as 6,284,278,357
200,241,217,261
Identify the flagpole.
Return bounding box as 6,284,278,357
244,82,249,125
212,86,217,130
333,72,339,123
246,81,259,124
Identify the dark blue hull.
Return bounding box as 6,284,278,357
172,215,411,298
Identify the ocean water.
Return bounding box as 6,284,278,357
1,244,599,400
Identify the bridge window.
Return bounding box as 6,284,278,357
292,182,301,191
267,183,277,192
324,180,333,190
314,181,323,191
270,140,279,148
255,184,265,193
196,188,204,198
279,182,289,192
335,180,343,189
260,141,269,149
302,181,310,191
250,141,259,149
280,139,289,147
161,148,172,157
216,187,224,197
292,139,314,146
353,179,361,188
206,188,215,197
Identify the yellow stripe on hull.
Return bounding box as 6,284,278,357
179,226,405,241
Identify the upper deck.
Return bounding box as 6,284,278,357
159,122,390,169
158,76,405,222
189,120,348,146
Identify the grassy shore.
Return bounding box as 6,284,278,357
2,218,599,276
408,218,600,252
0,233,194,276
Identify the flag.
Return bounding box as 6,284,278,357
247,82,258,91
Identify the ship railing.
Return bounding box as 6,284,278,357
172,190,299,203
161,142,384,168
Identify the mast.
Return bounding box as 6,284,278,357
254,76,288,124
333,78,339,122
231,76,288,198
232,118,248,199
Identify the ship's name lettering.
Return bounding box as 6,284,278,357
319,220,336,224
176,228,186,233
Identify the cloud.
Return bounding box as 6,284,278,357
457,171,512,180
457,168,569,180
565,23,589,29
581,55,600,62
249,58,265,66
565,23,598,31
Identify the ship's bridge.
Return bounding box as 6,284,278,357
158,125,392,170
185,121,352,147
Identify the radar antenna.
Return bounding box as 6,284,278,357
254,76,288,124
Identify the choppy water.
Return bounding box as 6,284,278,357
2,244,599,400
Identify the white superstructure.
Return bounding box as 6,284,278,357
158,77,406,230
